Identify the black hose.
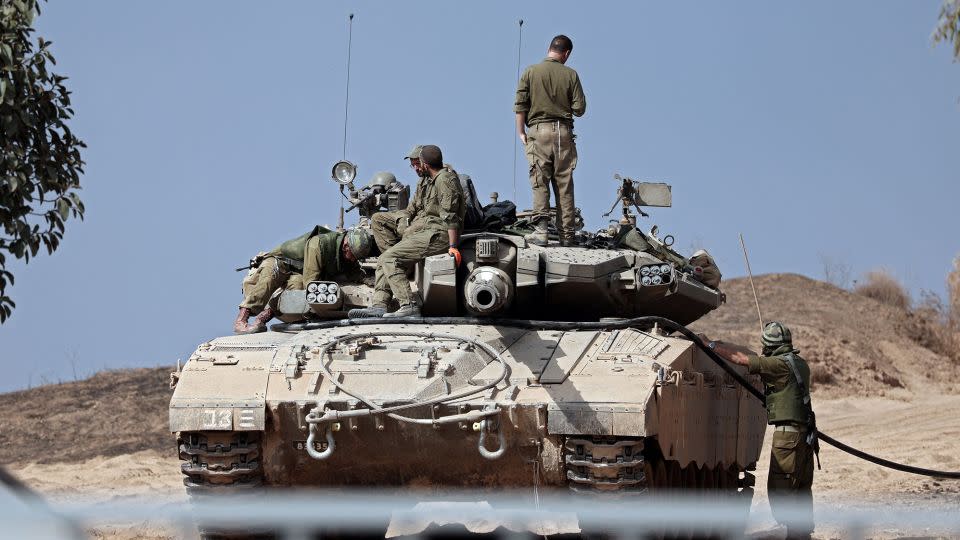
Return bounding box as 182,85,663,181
272,315,960,479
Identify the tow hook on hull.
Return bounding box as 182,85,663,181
477,418,506,460
305,423,337,460
302,404,507,461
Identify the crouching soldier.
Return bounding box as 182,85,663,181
235,227,372,333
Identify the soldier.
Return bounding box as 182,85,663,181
235,227,372,334
369,146,428,254
514,34,586,247
704,322,817,540
350,144,465,319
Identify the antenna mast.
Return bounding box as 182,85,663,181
739,233,765,332
512,19,523,203
338,13,355,231
342,13,354,160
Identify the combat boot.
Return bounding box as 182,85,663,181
348,306,387,319
233,308,252,334
245,307,274,334
523,221,548,247
384,302,421,319
559,237,579,248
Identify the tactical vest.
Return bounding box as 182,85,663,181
277,225,331,261
763,352,811,425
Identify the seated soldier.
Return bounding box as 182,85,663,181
350,144,465,319
235,227,372,333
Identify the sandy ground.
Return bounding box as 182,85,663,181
10,392,960,539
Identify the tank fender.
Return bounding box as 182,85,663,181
169,341,275,432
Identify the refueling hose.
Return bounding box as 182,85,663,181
273,316,960,479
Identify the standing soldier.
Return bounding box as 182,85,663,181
350,144,465,319
704,322,817,540
514,34,586,247
235,227,371,334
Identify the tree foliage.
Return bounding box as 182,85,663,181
934,0,960,61
0,0,85,322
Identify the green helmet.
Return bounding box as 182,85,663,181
345,229,372,259
761,321,792,348
369,171,396,188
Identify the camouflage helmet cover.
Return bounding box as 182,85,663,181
345,229,372,260
761,321,792,348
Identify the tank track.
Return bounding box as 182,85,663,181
564,437,648,494
178,431,263,496
563,436,754,496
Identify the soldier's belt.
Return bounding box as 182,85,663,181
774,424,803,433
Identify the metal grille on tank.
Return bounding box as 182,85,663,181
475,238,499,261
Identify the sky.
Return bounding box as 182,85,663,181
1,1,957,392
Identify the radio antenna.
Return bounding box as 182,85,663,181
512,19,523,203
739,233,765,332
338,13,355,232
341,13,355,160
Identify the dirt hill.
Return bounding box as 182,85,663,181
0,367,174,465
1,273,957,466
693,273,960,398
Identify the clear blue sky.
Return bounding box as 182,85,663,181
1,2,957,391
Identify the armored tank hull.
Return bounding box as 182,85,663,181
171,319,765,496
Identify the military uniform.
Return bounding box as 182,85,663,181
372,168,464,308
514,57,586,241
748,344,815,540
240,227,363,314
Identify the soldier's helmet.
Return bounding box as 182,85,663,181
346,229,373,260
760,321,792,348
369,171,397,188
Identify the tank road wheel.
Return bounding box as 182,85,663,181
717,465,735,493
666,460,682,488
647,458,668,490
682,464,697,490
178,431,266,539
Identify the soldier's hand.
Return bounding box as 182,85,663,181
518,131,527,145
448,247,462,267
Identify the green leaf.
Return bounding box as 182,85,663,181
56,197,68,220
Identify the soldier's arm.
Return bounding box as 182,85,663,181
571,74,586,117
515,112,527,144
437,175,463,247
714,342,750,366
514,69,531,142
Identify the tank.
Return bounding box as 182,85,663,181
169,164,767,509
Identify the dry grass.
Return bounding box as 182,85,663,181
854,269,911,310
809,364,836,387
949,255,960,326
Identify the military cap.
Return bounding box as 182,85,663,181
404,145,423,160
761,321,793,348
418,144,443,168
345,229,372,259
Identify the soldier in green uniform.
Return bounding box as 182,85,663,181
235,227,372,334
350,144,465,319
514,34,586,247
370,146,428,254
704,322,817,540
